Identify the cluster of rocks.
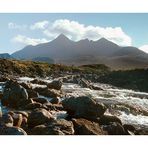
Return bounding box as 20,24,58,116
0,77,144,135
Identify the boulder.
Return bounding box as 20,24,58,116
50,97,60,104
47,80,63,90
32,97,49,104
1,80,29,108
25,102,43,110
102,122,127,135
62,96,106,120
28,108,53,128
0,126,27,135
72,118,105,135
0,92,3,100
98,115,122,125
0,107,2,118
45,103,64,111
20,82,32,90
8,112,23,127
27,89,39,98
31,79,47,85
0,114,13,127
31,119,74,135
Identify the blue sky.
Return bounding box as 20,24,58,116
0,13,148,54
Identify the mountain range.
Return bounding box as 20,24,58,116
5,34,148,69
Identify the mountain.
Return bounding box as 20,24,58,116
0,53,12,59
32,57,55,64
12,34,148,69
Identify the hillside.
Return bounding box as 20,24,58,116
11,34,148,69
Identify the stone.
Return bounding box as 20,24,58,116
28,108,53,128
47,80,63,90
1,80,29,108
27,89,39,98
72,118,105,135
102,122,127,135
98,115,122,125
31,119,74,135
25,102,43,110
0,126,27,135
62,96,106,120
32,97,49,104
0,114,13,127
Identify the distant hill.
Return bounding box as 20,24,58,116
31,57,55,64
0,53,12,59
12,34,148,69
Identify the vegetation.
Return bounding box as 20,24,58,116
98,68,148,92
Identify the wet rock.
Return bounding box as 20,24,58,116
102,122,127,135
32,97,49,104
31,79,47,85
62,96,106,120
0,114,13,127
50,97,60,104
45,102,64,111
0,126,27,135
0,92,3,100
72,118,105,135
27,89,39,98
0,76,9,82
47,80,63,90
28,108,53,128
25,102,43,110
0,107,2,118
31,119,74,135
78,78,92,89
20,82,32,90
98,115,122,125
1,80,29,108
8,112,23,127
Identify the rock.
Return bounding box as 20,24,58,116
98,115,122,125
31,119,74,135
0,114,13,127
0,126,27,135
123,124,136,134
72,118,105,135
30,124,64,135
45,103,64,111
1,80,29,108
47,80,63,90
0,107,2,118
27,89,39,98
102,122,127,135
91,85,103,90
32,97,49,104
8,112,23,127
50,97,60,104
0,76,9,82
20,82,32,90
0,92,3,100
62,96,106,120
25,102,43,110
28,108,53,128
78,78,92,89
31,79,47,85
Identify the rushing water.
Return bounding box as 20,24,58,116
1,77,148,129
61,82,148,128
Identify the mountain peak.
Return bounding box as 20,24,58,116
55,34,70,41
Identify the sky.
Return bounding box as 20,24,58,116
0,13,148,54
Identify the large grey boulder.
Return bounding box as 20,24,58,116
1,80,29,108
62,96,106,120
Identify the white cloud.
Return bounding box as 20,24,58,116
43,19,132,46
30,20,49,30
12,35,49,46
8,22,27,30
139,45,148,53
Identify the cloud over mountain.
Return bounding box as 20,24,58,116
12,35,49,46
9,19,132,47
139,45,148,53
